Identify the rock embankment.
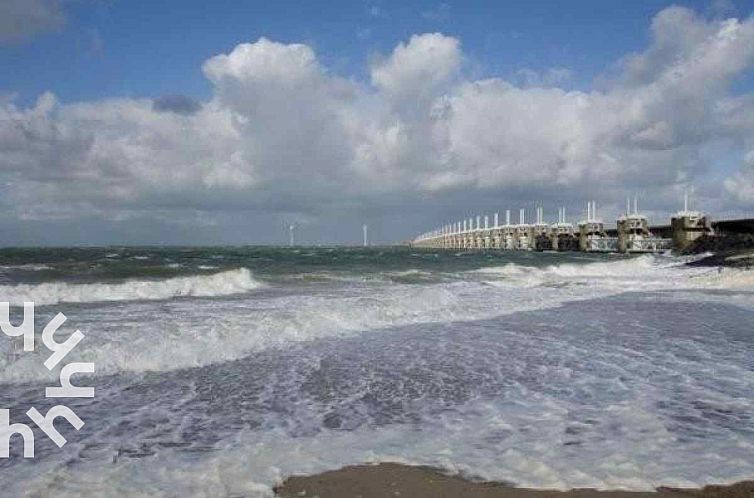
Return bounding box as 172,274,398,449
683,234,754,268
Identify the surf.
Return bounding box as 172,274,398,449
0,267,262,306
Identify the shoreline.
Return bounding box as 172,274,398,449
685,250,754,269
274,463,754,498
683,234,754,268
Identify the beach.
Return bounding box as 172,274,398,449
0,247,753,497
275,463,754,498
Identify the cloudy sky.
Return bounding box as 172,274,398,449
1,0,754,245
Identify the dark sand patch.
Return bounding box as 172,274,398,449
274,462,754,498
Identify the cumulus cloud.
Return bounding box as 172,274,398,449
2,7,754,243
516,67,573,88
0,0,65,44
725,150,754,203
370,33,461,105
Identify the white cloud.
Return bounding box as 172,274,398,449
2,7,754,243
370,33,461,105
725,150,754,203
516,67,573,88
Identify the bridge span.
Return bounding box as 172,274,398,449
410,201,754,254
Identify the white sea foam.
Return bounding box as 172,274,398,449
2,256,752,384
0,267,262,306
2,256,754,496
8,394,754,498
690,266,754,289
470,255,728,292
0,282,473,382
0,263,53,271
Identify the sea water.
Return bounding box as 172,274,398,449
0,247,752,497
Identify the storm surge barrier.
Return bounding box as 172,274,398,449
409,198,745,254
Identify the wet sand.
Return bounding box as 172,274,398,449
274,463,754,498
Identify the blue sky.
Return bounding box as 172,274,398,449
3,0,752,106
1,0,754,245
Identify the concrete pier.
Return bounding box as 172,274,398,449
615,198,673,253
577,202,613,252
670,194,713,253
553,207,578,251
671,212,712,252
531,206,552,251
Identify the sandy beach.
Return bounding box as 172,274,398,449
275,463,754,498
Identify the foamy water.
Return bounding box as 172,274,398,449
0,247,752,497
0,267,262,306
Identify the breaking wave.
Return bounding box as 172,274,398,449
470,255,692,288
0,263,54,271
0,268,262,306
471,254,754,293
2,255,753,383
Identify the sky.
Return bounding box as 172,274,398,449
1,0,754,245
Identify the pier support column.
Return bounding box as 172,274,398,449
617,219,629,253
617,215,649,253
578,223,589,252
671,213,712,253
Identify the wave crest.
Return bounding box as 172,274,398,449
0,268,262,306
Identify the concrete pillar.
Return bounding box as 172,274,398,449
617,215,649,253
578,223,590,252
577,221,607,252
617,219,630,253
529,227,538,250
671,213,712,253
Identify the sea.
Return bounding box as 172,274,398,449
0,246,752,497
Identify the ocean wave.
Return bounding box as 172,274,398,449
0,263,54,271
0,282,470,382
0,258,691,382
470,255,698,289
0,268,262,306
2,256,752,383
385,269,446,284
